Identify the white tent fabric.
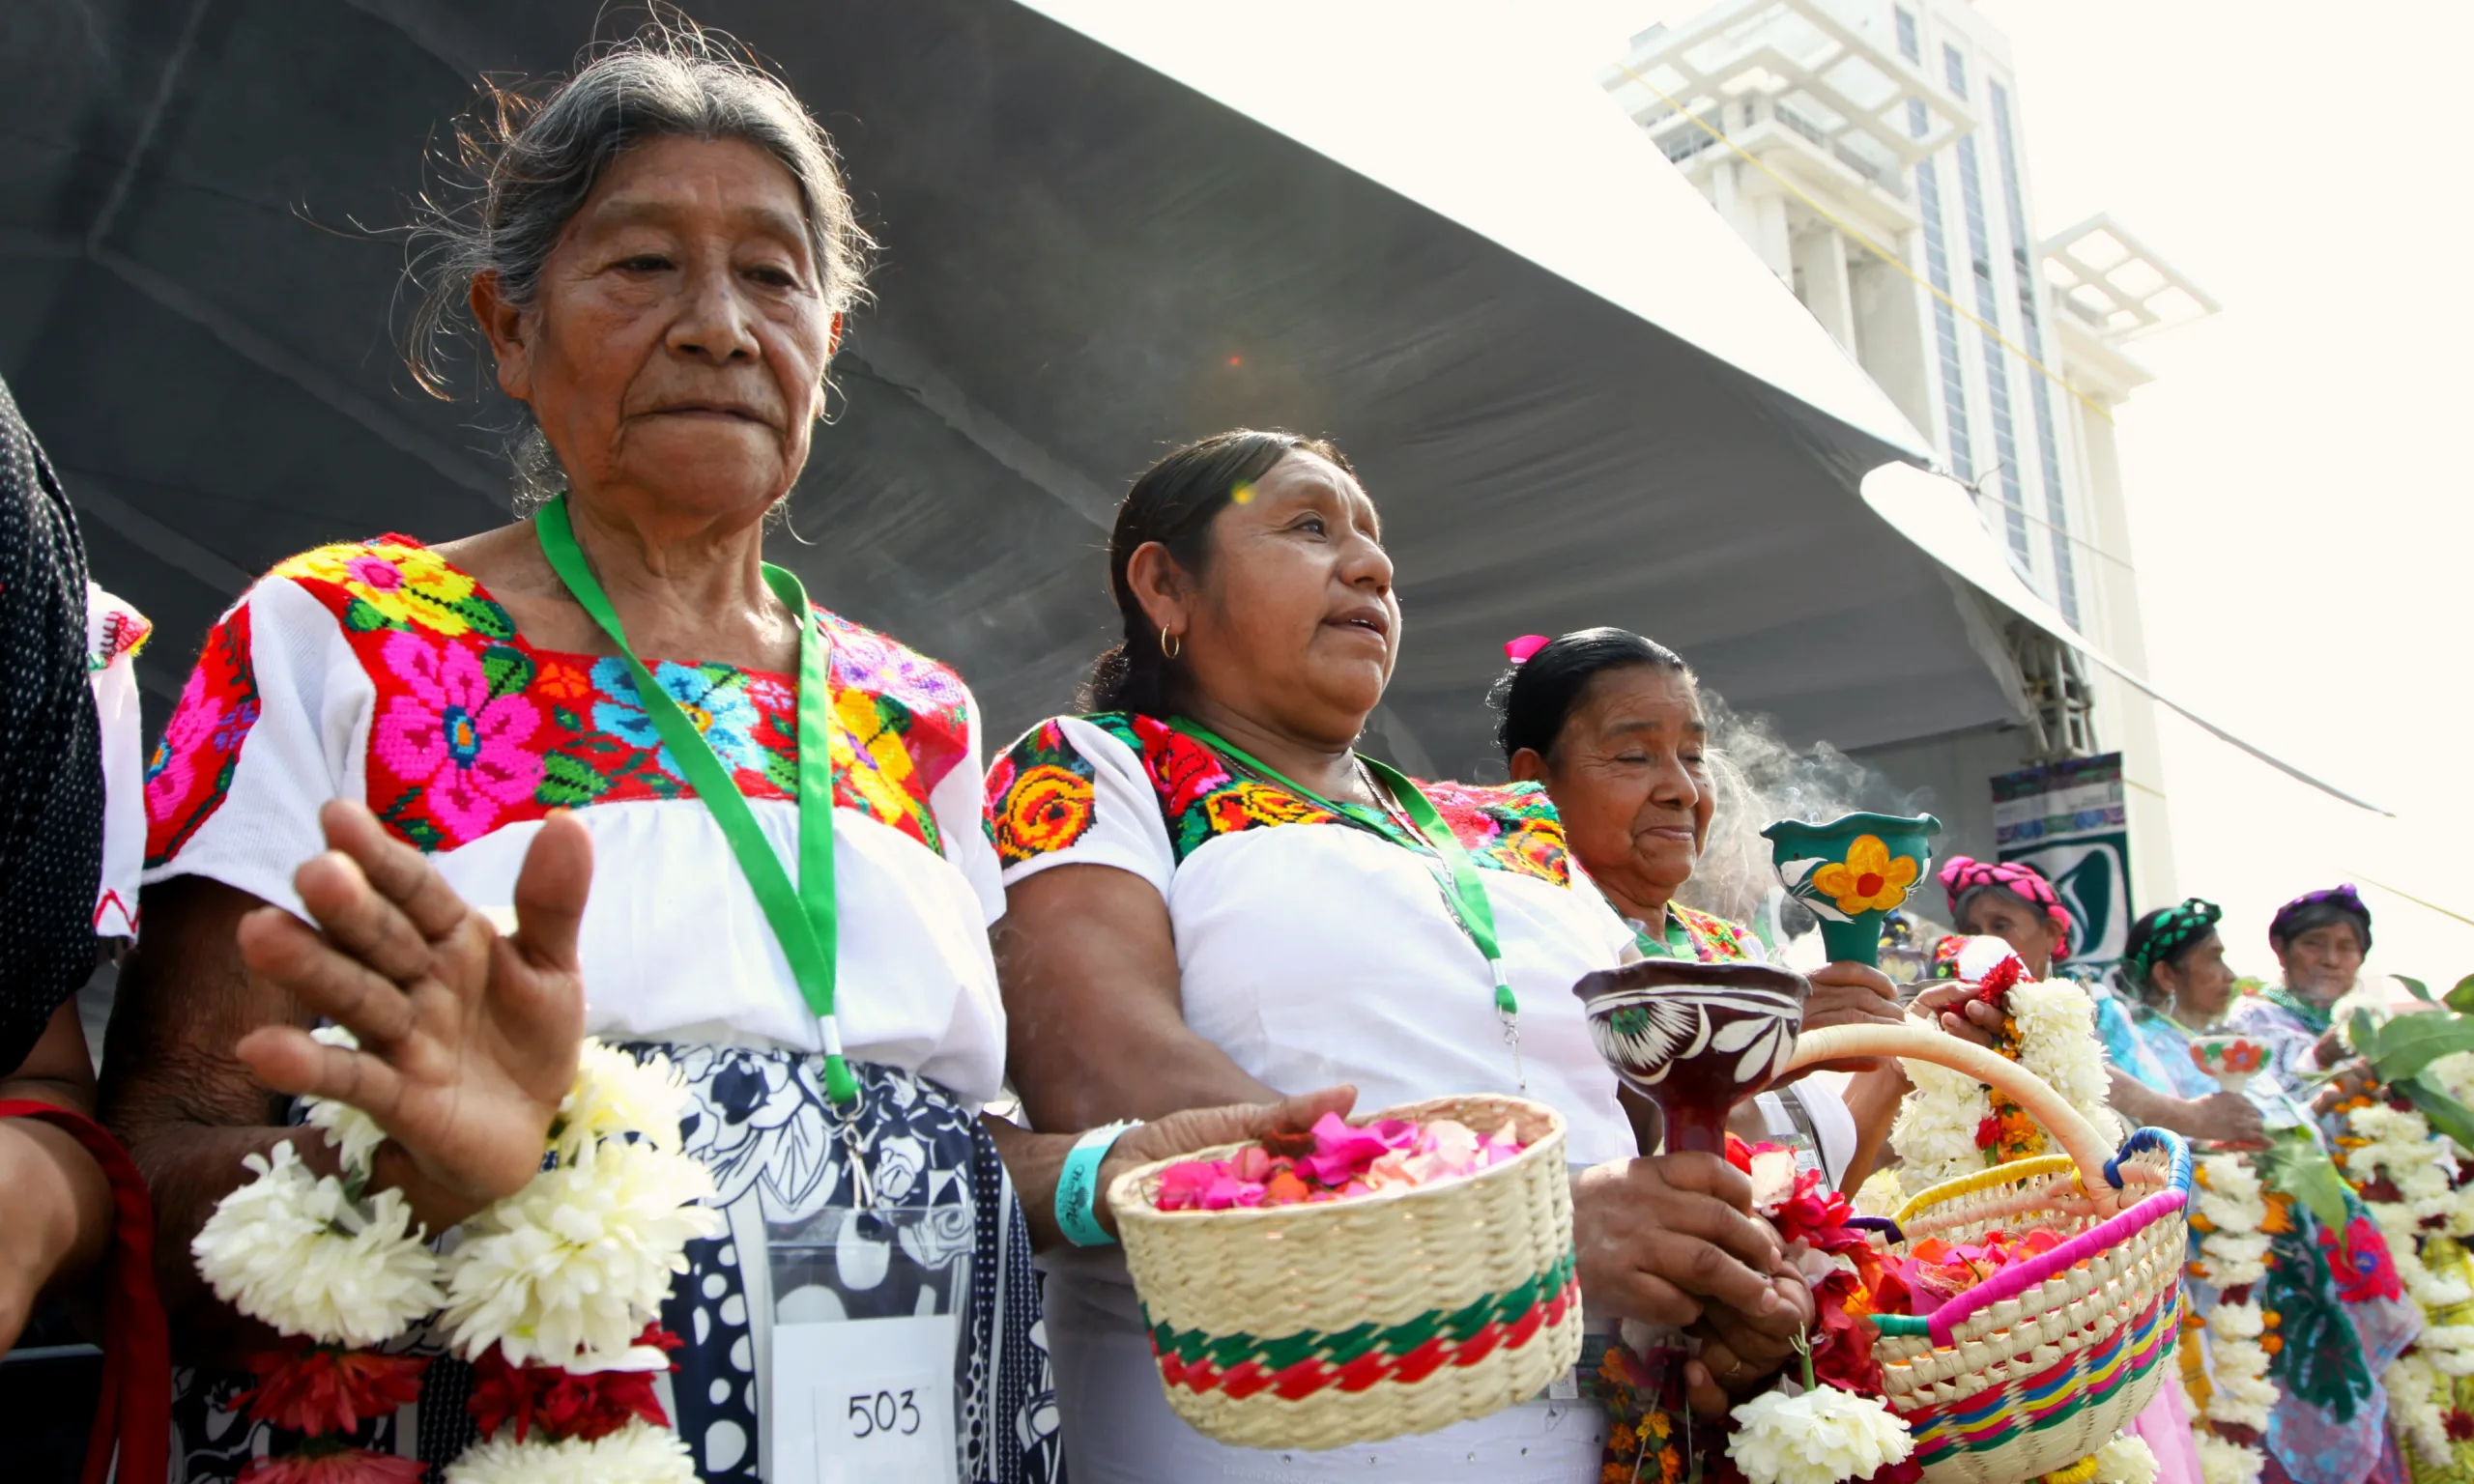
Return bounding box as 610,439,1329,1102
1859,462,2385,813
1019,0,1931,461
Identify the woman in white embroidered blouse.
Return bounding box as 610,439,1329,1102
97,30,1325,1484
988,430,1813,1483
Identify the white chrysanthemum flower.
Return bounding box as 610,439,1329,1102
445,1418,697,1483
2010,980,2109,1109
2093,1435,2159,1484
2202,1237,2271,1288
1854,1169,1906,1219
191,1140,442,1346
2193,1433,2267,1484
441,1140,721,1366
2197,1188,2269,1233
1892,1059,1989,1191
299,1027,389,1177
2206,1301,2263,1340
1727,1386,1913,1484
552,1041,688,1162
2198,1154,2262,1202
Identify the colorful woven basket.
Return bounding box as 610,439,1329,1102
1108,1094,1578,1451
1784,1024,2194,1484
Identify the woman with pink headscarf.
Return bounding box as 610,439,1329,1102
1933,856,2262,1146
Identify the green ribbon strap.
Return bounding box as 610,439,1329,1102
1165,718,1515,1021
535,496,857,1105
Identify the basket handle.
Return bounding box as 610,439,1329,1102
1784,1020,2119,1189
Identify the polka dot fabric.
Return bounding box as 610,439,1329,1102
0,377,102,1071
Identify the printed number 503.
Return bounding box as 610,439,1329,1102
848,1388,923,1440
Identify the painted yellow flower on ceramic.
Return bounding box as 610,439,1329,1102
1809,834,1918,915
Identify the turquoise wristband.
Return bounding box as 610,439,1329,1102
1056,1120,1141,1247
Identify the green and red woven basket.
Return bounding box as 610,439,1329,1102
1110,1094,1579,1451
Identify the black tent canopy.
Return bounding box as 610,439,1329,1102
5,0,2035,785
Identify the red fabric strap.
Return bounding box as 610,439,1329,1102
0,1099,169,1484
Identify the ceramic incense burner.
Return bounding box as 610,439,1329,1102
1760,812,1943,968
1570,960,1810,1155
2188,1033,2267,1094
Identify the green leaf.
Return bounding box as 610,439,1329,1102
454,596,518,641
2348,1009,2383,1062
479,644,535,701
2447,975,2474,1014
535,751,612,808
553,705,586,732
343,596,399,632
2399,976,2435,1004
2365,1013,2474,1082
2258,1128,2353,1232
2397,1076,2474,1151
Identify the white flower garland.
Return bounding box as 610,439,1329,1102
2194,1429,2268,1484
2186,1151,2279,1465
193,1036,720,1480
1888,939,2119,1192
2343,1098,2474,1462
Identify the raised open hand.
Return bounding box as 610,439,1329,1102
232,799,590,1228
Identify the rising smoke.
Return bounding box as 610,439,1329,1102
1673,687,1941,958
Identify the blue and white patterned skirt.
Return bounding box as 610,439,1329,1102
168,1051,1064,1484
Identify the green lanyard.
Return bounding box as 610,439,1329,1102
1166,718,1518,1031
1627,910,1694,961
535,497,858,1106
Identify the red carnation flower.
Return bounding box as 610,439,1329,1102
2448,1410,2474,1442
234,1348,430,1438
240,1447,427,1484
468,1326,681,1443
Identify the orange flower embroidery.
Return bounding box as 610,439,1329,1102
1809,834,1920,915
996,764,1094,859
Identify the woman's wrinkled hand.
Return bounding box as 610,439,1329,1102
1683,1273,1814,1415
1780,961,1904,1079
232,799,590,1229
2183,1090,2266,1147
1572,1152,1788,1330
1911,982,2004,1051
1095,1086,1359,1238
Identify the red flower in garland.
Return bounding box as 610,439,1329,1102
468,1326,682,1443
239,1448,426,1483
233,1348,430,1437
2319,1215,2404,1304
2447,1409,2474,1442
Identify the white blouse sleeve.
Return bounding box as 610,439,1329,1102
931,686,1006,927
140,579,373,918
986,714,1176,899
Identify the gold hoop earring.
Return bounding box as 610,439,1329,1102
1159,626,1182,660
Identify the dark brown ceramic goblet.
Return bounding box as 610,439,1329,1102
1570,960,1811,1156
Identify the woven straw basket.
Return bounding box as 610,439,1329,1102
1108,1093,1579,1451
1784,1024,2195,1484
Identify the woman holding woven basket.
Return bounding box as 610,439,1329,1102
989,431,1815,1482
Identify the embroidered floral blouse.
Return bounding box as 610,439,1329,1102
142,536,1007,1101
991,713,1637,1484
987,711,1636,1165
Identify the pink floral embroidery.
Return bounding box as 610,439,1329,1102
370,631,544,847
144,603,259,867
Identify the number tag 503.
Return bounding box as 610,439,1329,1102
775,1314,958,1483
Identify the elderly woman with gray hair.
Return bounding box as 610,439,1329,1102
101,25,1335,1483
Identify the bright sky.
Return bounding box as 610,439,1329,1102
1551,0,2474,985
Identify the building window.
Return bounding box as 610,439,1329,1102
1909,100,1973,486
1990,79,2082,627
1942,49,2032,572
1895,8,1919,64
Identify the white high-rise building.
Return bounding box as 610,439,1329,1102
1602,0,2214,903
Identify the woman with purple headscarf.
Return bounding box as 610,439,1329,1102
2227,885,2376,1096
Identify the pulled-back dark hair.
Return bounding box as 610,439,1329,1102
1079,429,1354,716
1491,627,1693,762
